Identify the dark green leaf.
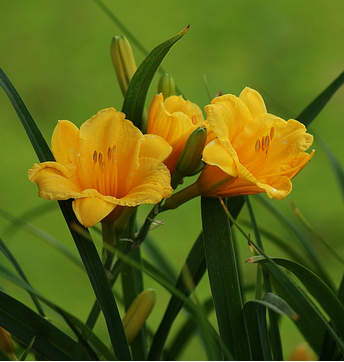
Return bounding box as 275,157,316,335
296,70,344,126
201,197,251,360
122,26,189,130
244,302,271,361
250,256,344,355
0,290,89,361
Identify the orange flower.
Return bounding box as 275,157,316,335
28,108,172,227
147,93,207,173
198,87,314,199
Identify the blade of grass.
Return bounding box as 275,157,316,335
0,289,89,361
201,197,251,360
296,70,344,126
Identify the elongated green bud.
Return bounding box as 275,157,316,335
172,126,207,189
158,72,175,98
110,35,137,96
122,289,156,345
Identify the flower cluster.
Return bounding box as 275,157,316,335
29,87,314,227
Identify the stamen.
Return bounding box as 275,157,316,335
270,127,275,140
255,139,260,152
265,135,270,151
101,162,105,171
192,115,197,125
261,136,265,151
107,147,112,160
98,152,103,164
93,151,97,163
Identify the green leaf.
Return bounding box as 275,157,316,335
59,201,131,360
121,26,189,131
147,232,207,360
296,70,344,126
163,296,214,361
201,197,251,360
244,302,271,361
148,197,245,360
268,258,344,339
0,67,54,162
0,289,89,361
250,256,344,355
255,194,334,289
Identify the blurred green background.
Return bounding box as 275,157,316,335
1,0,344,359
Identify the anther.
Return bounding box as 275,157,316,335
255,139,260,152
265,135,270,150
101,162,105,171
270,127,275,140
108,147,112,160
192,115,197,125
93,151,97,162
98,152,103,163
261,136,265,151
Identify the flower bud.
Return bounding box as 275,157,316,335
172,126,207,189
158,73,175,98
110,35,137,96
0,327,17,360
122,289,156,345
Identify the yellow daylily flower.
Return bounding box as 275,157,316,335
147,93,208,174
28,108,173,227
197,87,314,199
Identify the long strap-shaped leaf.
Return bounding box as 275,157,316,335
0,289,89,361
121,26,189,131
0,68,131,360
148,196,245,360
296,70,344,126
201,197,251,360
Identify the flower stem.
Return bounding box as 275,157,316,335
101,222,117,271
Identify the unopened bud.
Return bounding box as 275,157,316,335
0,327,17,360
122,289,156,345
158,73,175,98
172,126,207,189
110,35,137,96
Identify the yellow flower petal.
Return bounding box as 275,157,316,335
72,197,117,227
163,95,204,124
239,87,267,118
28,162,82,200
202,139,237,177
51,120,80,165
141,134,172,162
